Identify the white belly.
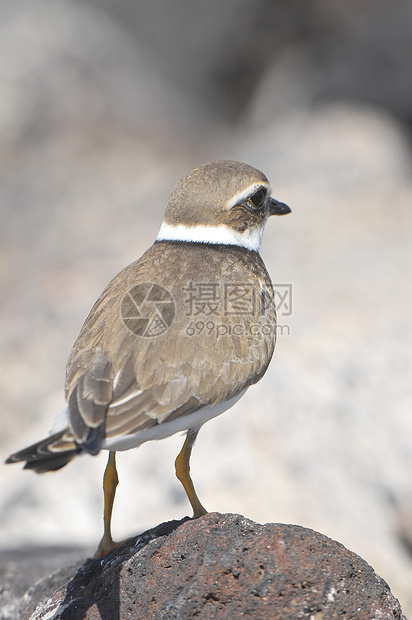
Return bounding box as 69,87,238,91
102,389,247,452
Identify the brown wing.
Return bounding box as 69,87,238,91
65,351,113,452
64,241,277,448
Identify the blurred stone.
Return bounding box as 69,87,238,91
78,0,412,123
78,0,305,120
308,0,412,124
0,0,216,151
240,1,412,127
9,514,405,620
0,546,86,620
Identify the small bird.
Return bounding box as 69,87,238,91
6,161,290,557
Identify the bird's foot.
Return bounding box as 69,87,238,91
93,534,130,559
192,505,208,519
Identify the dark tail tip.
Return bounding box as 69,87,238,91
5,430,82,473
22,451,79,473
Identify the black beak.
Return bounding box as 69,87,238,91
269,198,291,216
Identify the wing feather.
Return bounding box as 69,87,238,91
63,242,276,451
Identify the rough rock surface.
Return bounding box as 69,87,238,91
9,514,405,620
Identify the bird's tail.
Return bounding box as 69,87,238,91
5,430,82,473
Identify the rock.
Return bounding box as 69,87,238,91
0,546,86,620
10,514,404,620
79,0,412,124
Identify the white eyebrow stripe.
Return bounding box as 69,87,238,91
226,182,270,209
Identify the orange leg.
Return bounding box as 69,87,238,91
175,429,207,518
94,451,123,558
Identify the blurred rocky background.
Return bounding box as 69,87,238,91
1,0,412,615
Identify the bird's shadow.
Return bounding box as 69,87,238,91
59,517,190,620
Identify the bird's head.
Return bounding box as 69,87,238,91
157,160,291,251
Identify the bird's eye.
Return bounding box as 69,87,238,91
250,189,266,208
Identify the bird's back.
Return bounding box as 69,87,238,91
65,240,277,448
